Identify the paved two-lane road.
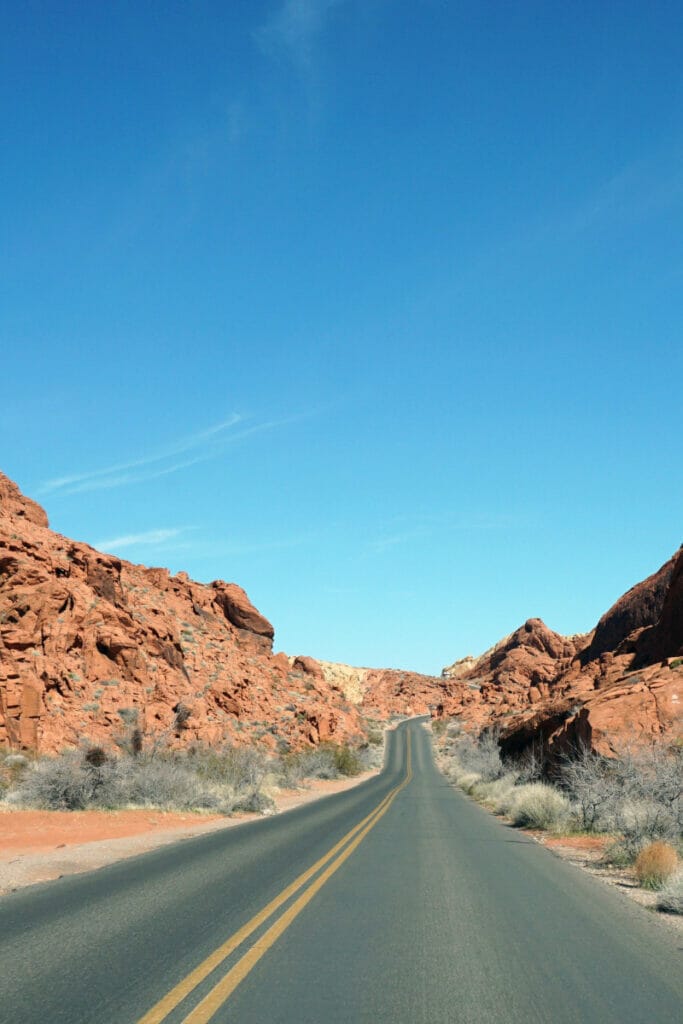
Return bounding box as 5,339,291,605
0,719,681,1022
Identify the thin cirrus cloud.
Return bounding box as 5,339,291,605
39,414,296,496
368,513,521,555
93,528,184,552
256,0,346,69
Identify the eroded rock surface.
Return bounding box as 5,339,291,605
0,473,366,753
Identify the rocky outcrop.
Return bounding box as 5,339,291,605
316,660,447,717
438,551,683,761
0,472,365,754
0,474,49,529
633,550,683,666
581,552,678,663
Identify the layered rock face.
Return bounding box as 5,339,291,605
0,473,365,753
439,550,683,760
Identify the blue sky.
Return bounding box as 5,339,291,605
2,1,682,673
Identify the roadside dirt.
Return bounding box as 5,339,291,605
478,820,683,937
530,831,682,935
0,769,378,897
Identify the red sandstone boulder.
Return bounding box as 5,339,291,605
211,582,275,641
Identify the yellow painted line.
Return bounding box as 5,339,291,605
138,732,411,1024
182,732,413,1024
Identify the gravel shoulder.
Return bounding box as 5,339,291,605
0,769,378,896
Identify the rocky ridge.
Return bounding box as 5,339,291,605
0,473,375,754
439,550,683,761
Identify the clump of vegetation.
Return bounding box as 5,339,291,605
434,718,682,891
656,871,683,914
2,724,375,816
470,774,518,814
508,783,572,831
278,741,365,787
329,742,363,777
561,744,682,858
634,841,679,890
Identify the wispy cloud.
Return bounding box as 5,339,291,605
367,512,521,555
94,528,184,552
41,413,301,496
256,0,345,70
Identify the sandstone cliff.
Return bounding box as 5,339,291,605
0,473,366,753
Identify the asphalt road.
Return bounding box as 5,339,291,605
0,719,681,1023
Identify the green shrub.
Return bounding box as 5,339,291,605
328,743,362,777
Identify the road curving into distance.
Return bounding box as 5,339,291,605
0,718,681,1023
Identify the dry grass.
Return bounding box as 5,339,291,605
634,841,680,890
657,871,683,914
509,783,572,831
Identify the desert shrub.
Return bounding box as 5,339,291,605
509,783,572,831
559,748,619,831
14,748,238,814
560,744,682,850
12,750,120,810
356,739,384,772
471,774,518,814
329,743,362,777
116,758,224,812
611,798,679,858
657,871,683,914
634,841,679,890
454,771,482,795
298,747,339,780
431,718,447,737
602,839,636,866
189,744,270,793
513,744,545,784
0,753,30,798
450,730,504,782
233,790,275,814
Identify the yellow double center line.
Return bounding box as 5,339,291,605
139,731,412,1024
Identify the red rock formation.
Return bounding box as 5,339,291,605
580,551,678,664
314,659,447,718
438,552,683,760
0,472,365,754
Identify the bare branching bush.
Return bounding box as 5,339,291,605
449,730,504,783
514,744,545,784
634,841,679,890
12,749,120,810
509,783,572,831
559,747,619,831
657,871,683,914
1,753,30,798
560,743,682,857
